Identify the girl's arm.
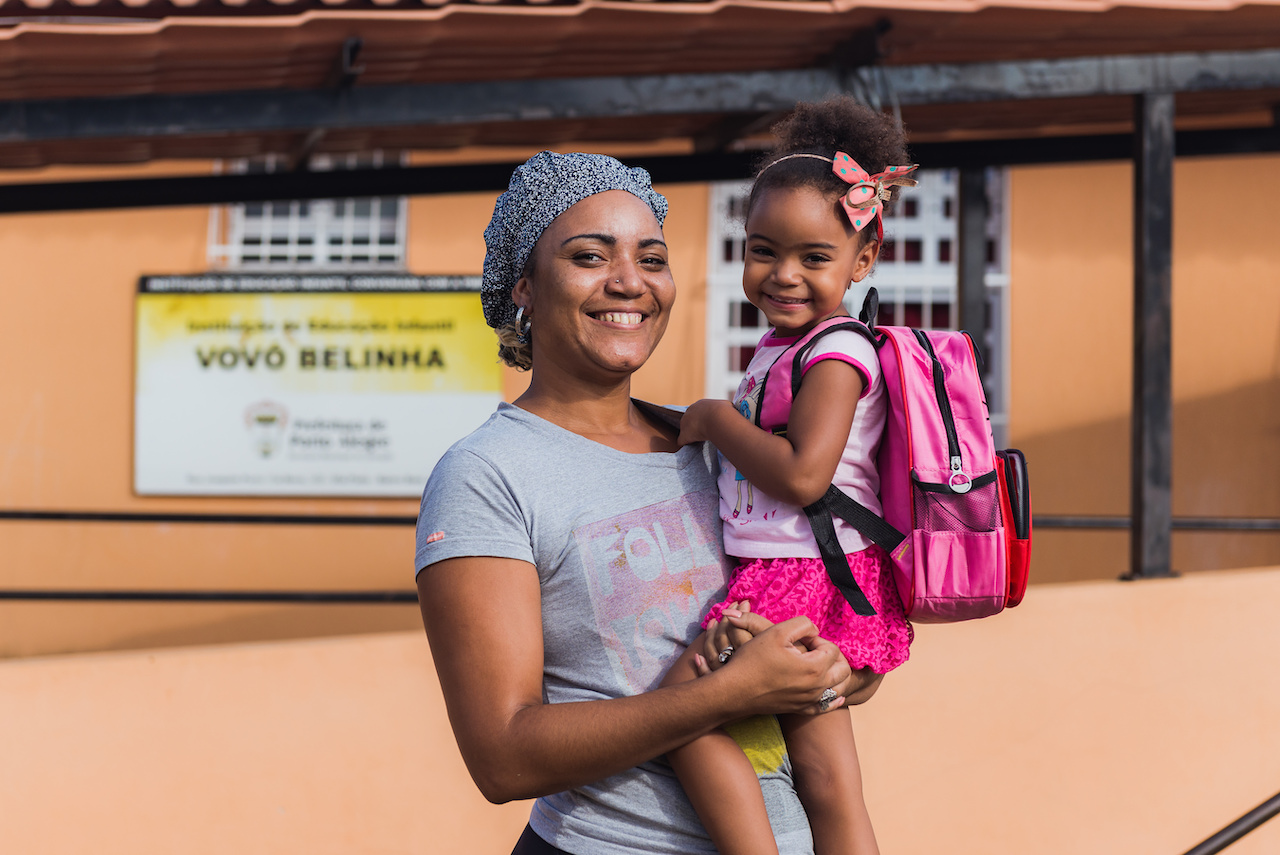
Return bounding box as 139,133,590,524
417,555,861,805
679,359,864,507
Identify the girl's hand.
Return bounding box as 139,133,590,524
700,600,758,671
696,607,883,712
677,398,738,447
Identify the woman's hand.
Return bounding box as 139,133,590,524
697,604,883,711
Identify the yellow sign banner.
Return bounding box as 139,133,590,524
135,281,501,497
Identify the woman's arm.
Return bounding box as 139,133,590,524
418,555,857,805
678,359,863,507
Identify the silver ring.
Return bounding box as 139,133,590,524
818,687,838,711
717,646,734,665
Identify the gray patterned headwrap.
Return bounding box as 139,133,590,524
481,151,668,329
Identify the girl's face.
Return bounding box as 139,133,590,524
742,185,879,337
513,190,675,384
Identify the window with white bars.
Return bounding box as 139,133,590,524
705,169,1011,447
208,152,408,270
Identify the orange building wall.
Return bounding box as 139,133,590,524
1009,155,1280,583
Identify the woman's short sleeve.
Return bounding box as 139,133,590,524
414,447,534,578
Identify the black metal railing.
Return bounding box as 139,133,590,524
3,509,1278,604
1179,790,1280,855
1037,515,1280,532
0,508,419,603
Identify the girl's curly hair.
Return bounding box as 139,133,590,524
748,96,912,245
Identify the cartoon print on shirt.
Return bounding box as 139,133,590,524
732,375,763,518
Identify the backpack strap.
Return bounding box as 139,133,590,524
803,486,907,617
752,315,872,435
787,318,878,401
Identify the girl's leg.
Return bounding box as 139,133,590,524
780,710,879,855
661,635,780,855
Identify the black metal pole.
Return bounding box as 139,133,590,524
1179,790,1280,855
957,168,989,364
1128,91,1176,580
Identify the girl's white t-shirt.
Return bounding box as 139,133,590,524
717,327,886,560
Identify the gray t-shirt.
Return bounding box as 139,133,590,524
415,402,814,855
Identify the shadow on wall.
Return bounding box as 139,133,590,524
1018,377,1280,585
0,602,424,659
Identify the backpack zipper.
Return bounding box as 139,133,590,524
912,329,969,493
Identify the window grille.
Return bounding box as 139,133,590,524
705,169,1012,447
207,151,407,271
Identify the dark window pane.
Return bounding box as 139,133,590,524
987,239,998,264
932,304,951,329
903,198,918,218
739,301,760,328
943,198,954,218
904,239,923,262
902,302,923,328
734,346,755,372
938,239,952,263
880,240,896,262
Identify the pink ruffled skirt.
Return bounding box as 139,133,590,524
702,545,913,674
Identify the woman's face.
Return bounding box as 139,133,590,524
514,190,675,384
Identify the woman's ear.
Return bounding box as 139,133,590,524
850,238,880,283
512,275,533,313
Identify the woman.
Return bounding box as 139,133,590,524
415,151,883,855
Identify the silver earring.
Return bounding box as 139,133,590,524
514,306,531,345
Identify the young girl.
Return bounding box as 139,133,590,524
661,97,917,855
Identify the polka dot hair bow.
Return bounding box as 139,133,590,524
831,152,919,241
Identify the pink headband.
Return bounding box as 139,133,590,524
763,152,919,242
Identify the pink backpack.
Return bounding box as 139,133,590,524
754,289,1031,623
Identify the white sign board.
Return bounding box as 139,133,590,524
134,274,500,497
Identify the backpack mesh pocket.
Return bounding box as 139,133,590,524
912,476,1000,533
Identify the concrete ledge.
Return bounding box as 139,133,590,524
3,567,1278,855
